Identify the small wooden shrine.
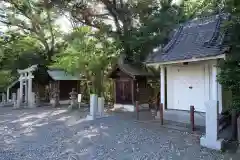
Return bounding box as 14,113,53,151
109,55,156,109
8,64,81,104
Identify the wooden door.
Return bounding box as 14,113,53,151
115,79,132,104
172,65,205,112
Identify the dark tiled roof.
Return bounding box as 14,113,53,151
146,13,230,64
109,54,154,78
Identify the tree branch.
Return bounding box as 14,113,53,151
46,8,55,51
4,0,32,20
100,0,122,35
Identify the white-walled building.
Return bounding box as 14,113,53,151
146,13,232,113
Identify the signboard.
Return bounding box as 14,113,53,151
78,94,82,103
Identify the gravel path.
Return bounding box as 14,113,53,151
0,107,235,160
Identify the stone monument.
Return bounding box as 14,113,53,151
200,100,223,150
12,93,17,109
68,88,78,110
86,94,108,120
51,88,60,107
86,94,98,120
97,97,104,116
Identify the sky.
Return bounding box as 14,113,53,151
0,0,183,33
53,16,72,32
0,15,73,33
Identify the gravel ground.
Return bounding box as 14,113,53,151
0,107,237,160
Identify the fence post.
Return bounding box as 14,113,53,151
190,105,195,131
160,103,164,125
136,101,139,120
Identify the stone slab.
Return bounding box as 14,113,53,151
85,114,109,121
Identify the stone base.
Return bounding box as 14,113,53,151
114,104,134,112
113,103,149,112
200,136,224,150
85,114,109,121
68,103,78,110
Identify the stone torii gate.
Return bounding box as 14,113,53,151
17,65,37,108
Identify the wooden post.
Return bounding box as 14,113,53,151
131,79,135,105
237,115,240,144
160,103,164,125
190,105,195,131
136,101,139,120
232,108,237,140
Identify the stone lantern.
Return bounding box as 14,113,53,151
51,88,60,107
68,88,78,110
1,93,6,104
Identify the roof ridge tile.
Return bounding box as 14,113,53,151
163,25,183,53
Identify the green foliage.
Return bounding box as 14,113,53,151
0,34,46,71
0,70,14,91
53,26,120,96
217,0,240,109
0,0,63,62
128,0,184,61
0,0,225,100
0,0,65,90
52,0,219,62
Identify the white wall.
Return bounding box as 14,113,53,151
166,59,222,113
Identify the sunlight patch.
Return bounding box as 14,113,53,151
50,110,67,116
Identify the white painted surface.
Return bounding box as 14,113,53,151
167,63,205,112
204,64,210,103
160,66,165,109
147,54,225,66
217,67,223,113
77,94,82,103
86,95,108,121
114,104,135,112
89,94,98,119
24,73,28,102
200,100,223,150
211,64,218,101
6,87,9,102
27,72,34,107
166,60,223,113
16,89,21,108
113,103,149,112
19,75,23,104
98,97,104,116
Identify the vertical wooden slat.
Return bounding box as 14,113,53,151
160,103,164,125
136,101,139,120
190,105,195,131
57,81,60,100
131,79,135,105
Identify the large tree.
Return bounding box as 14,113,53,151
53,26,120,97
51,0,219,62
217,0,240,110
50,0,185,62
0,0,63,62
